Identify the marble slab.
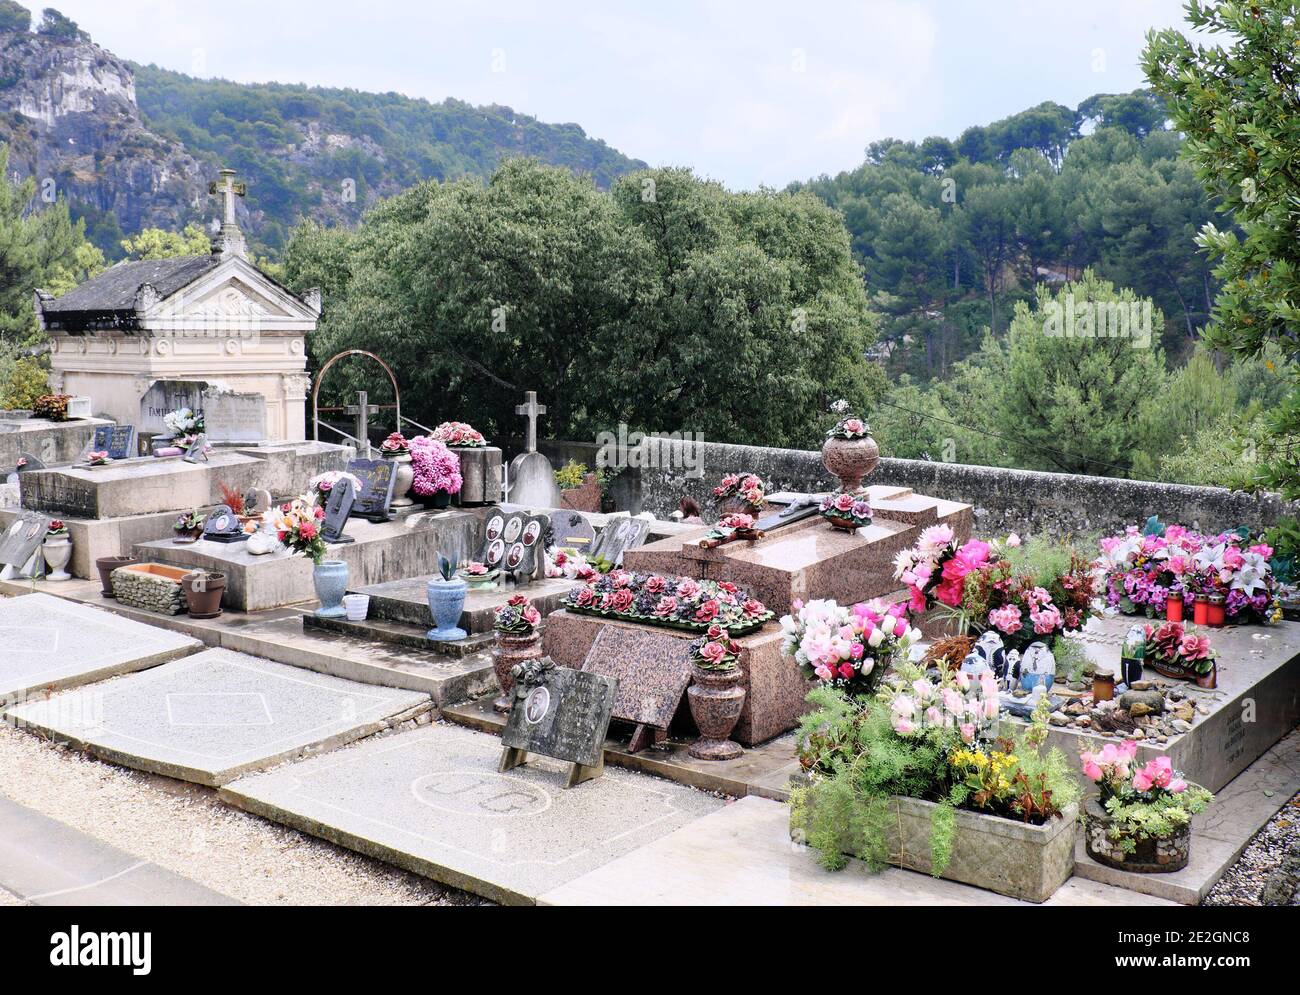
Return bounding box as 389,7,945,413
4,647,432,785
221,722,724,904
359,574,578,633
581,626,695,731
0,592,200,706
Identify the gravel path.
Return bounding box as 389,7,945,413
1203,790,1300,906
0,725,483,906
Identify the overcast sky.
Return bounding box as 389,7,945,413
37,0,1199,189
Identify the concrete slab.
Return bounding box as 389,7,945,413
0,796,238,906
0,592,200,706
221,722,725,905
4,647,432,786
360,574,578,633
538,795,1176,907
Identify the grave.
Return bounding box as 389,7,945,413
357,574,579,635
499,660,617,788
202,504,248,543
346,458,396,521
0,593,200,706
580,627,695,752
220,722,724,904
320,477,356,544
505,391,562,509
86,424,137,461
4,647,431,786
549,510,597,552
589,515,650,567
138,380,268,444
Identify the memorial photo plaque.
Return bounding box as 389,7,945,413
500,661,617,788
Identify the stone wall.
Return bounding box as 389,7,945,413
522,436,1300,540
0,415,111,471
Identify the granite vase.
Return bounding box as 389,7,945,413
821,435,880,492
1083,797,1190,873
313,559,349,618
425,576,468,641
493,630,542,712
686,665,746,760
41,537,72,581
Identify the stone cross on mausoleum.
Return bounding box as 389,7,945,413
208,167,248,260
516,391,546,453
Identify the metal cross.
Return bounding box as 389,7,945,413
208,168,246,227
515,390,546,453
345,390,381,457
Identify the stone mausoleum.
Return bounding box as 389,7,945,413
34,169,320,443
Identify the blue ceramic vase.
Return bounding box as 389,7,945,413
426,576,468,641
313,559,349,617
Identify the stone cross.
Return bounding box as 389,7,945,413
209,168,246,226
515,391,546,454
346,390,381,457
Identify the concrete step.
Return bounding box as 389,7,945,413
356,574,578,634
303,611,497,658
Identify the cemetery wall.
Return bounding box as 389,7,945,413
515,437,1300,539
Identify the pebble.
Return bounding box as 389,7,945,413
1205,793,1300,906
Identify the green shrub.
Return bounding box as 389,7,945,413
0,357,52,411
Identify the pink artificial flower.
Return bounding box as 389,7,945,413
893,717,914,735
1169,778,1188,794
1132,768,1154,792
959,723,976,744
989,605,1023,634
1082,760,1103,782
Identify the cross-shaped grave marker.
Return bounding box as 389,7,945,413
515,391,546,454
345,390,381,457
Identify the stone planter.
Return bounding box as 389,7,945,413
686,665,746,760
96,555,137,597
425,576,468,641
493,630,542,712
42,536,72,581
560,473,602,512
821,435,880,492
1083,797,1190,873
111,563,190,616
453,446,502,505
312,559,349,618
789,789,1078,903
387,453,415,508
182,571,226,619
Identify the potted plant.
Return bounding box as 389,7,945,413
379,432,415,507
1080,740,1212,873
686,625,747,760
96,555,137,597
161,407,204,448
273,496,344,617
425,553,467,641
1141,619,1217,689
219,483,253,526
491,594,543,712
32,394,71,422
818,490,873,533
409,436,462,509
711,472,767,516
42,520,72,581
181,569,227,619
822,400,879,492
457,559,499,590
172,509,203,544
555,460,601,512
85,450,112,467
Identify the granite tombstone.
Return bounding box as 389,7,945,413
346,458,396,522
580,626,696,753
89,424,136,461
321,476,356,544
549,510,597,552
202,504,247,543
590,516,650,567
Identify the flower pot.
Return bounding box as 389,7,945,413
387,454,415,508
96,555,137,597
173,528,201,545
1120,654,1143,687
686,664,746,760
1083,797,1190,873
821,435,880,492
343,593,370,621
493,630,542,712
1165,596,1184,623
425,576,468,641
41,536,72,581
182,572,226,619
1195,662,1217,690
424,490,452,510
312,559,349,618
825,515,860,534
717,496,762,517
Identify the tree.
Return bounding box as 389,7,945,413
0,0,31,33
1144,0,1300,494
36,7,84,40
119,223,211,260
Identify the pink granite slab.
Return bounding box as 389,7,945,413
581,626,695,730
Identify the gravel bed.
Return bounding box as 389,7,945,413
1203,791,1300,906
0,724,485,906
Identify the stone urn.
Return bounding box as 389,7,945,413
425,575,468,641
388,453,415,508
493,630,542,712
96,555,137,597
686,665,746,760
41,535,73,581
821,434,880,492
312,559,349,618
1084,797,1191,873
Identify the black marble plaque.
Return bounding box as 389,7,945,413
347,458,396,521
322,477,356,544
202,504,247,543
580,626,695,731
501,664,617,769
91,425,137,461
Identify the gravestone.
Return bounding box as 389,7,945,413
590,516,650,567
506,391,562,509
0,510,50,579
322,477,356,544
476,507,548,579
499,658,618,788
140,380,267,443
580,626,695,753
16,453,44,472
244,488,273,516
139,380,208,436
550,511,597,552
89,425,136,461
183,433,209,464
202,504,247,543
346,458,396,522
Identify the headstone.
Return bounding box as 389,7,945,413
499,658,617,788
580,627,695,752
322,477,356,544
505,390,562,509
346,458,396,522
89,424,136,461
476,507,549,578
183,433,210,463
590,516,650,567
550,510,597,551
139,380,267,442
244,488,272,516
139,380,209,436
202,504,247,543
15,452,44,472
0,510,50,579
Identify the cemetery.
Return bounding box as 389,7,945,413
0,165,1295,911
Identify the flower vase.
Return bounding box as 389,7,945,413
821,435,880,492
42,536,72,581
493,631,542,712
312,559,349,617
1084,797,1190,873
430,490,452,510
425,576,468,641
686,665,746,760
388,453,414,508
